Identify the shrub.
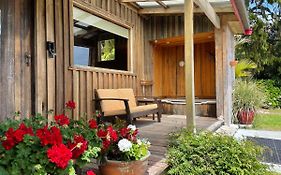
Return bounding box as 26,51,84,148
167,131,270,175
257,79,281,108
232,79,265,119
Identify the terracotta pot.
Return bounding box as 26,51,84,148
238,109,255,124
99,152,150,175
230,60,239,67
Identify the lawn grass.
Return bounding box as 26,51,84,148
253,111,281,131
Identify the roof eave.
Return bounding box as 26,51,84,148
230,0,251,35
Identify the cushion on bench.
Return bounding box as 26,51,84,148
130,104,158,113
96,89,124,112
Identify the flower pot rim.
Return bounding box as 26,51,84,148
103,151,151,164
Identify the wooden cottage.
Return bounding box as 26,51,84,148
0,0,250,129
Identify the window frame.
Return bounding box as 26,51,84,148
70,4,133,73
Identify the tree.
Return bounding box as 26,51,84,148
236,0,281,80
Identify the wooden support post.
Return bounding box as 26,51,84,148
215,15,235,126
184,0,196,132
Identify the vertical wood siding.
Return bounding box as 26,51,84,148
0,0,34,121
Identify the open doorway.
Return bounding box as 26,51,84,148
152,32,216,99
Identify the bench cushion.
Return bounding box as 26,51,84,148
97,88,158,117
96,89,124,112
117,88,137,108
103,109,126,116
130,104,158,113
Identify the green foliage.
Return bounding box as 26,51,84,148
100,39,115,61
232,79,266,116
235,0,281,80
235,59,257,78
167,131,270,175
257,79,281,108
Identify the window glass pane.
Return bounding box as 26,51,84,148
74,46,89,66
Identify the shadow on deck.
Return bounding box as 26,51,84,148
135,115,220,175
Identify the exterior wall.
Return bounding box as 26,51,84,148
143,15,214,96
0,0,34,120
34,0,144,120
215,15,236,125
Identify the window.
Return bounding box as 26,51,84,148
73,7,129,71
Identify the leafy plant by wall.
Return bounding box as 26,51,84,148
167,131,270,175
257,79,281,108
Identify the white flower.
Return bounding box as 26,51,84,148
118,139,132,152
137,139,142,145
127,124,136,131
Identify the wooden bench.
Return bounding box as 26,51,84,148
95,88,162,124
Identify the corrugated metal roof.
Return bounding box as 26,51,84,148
136,0,230,8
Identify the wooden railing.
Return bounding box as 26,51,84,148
69,66,137,119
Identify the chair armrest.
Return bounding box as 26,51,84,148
93,98,129,102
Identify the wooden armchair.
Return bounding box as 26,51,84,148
94,88,162,124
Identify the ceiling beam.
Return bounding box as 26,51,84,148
138,5,233,15
156,1,168,9
193,0,220,28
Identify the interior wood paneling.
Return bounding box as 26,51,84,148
153,38,216,99
144,15,214,96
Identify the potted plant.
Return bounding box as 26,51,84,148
97,120,150,175
233,80,265,125
0,101,101,175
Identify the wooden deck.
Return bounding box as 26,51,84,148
135,115,220,175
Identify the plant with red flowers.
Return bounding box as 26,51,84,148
0,101,101,175
97,120,150,162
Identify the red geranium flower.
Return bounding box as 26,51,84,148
14,123,34,143
47,144,72,169
2,137,15,150
86,170,96,175
36,126,62,146
54,114,70,126
102,140,111,150
50,126,63,145
97,129,107,138
107,126,118,142
1,123,34,150
36,126,51,146
65,100,76,110
89,119,97,129
119,127,130,138
68,135,88,159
